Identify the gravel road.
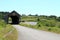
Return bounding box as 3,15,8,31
12,25,60,40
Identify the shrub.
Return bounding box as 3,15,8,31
0,20,6,28
48,27,51,31
37,24,41,28
45,23,49,27
57,24,60,28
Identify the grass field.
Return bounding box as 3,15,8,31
20,16,60,34
0,20,18,40
21,16,37,22
20,22,60,34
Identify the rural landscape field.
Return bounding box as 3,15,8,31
21,14,60,33
0,0,60,40
0,12,60,40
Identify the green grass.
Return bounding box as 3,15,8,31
20,22,60,34
21,16,37,22
0,20,18,40
20,16,60,34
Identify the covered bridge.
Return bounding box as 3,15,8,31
4,11,21,24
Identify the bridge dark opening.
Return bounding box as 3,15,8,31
10,16,19,24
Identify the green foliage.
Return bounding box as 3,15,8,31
21,16,37,22
21,15,60,34
21,14,60,22
48,27,51,31
0,20,17,40
57,17,60,21
0,20,6,30
39,15,47,19
37,18,40,21
22,14,26,16
20,22,60,34
37,17,57,27
28,14,32,16
35,14,38,16
48,15,57,19
0,12,9,19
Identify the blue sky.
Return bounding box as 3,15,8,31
0,0,60,16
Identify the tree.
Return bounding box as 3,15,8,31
0,12,9,19
22,14,26,16
39,15,48,19
57,17,60,21
28,14,32,16
35,14,38,16
48,15,57,19
37,18,40,21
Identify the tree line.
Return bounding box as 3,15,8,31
0,12,9,19
0,11,60,22
22,14,60,22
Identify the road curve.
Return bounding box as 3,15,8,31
12,25,60,40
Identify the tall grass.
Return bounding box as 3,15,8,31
20,22,60,34
0,20,18,40
21,16,60,34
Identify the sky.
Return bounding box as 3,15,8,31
0,0,60,16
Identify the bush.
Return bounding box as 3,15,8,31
45,23,49,27
0,20,6,28
48,27,51,31
0,20,17,40
57,24,60,28
37,24,41,28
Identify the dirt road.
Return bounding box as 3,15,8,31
12,25,60,40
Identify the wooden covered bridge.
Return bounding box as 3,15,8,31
4,11,21,24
